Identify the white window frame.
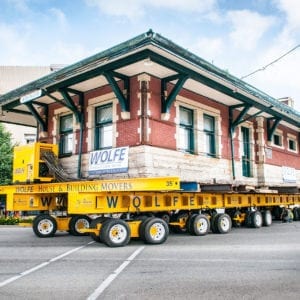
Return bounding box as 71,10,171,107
52,107,77,155
272,130,284,149
287,134,298,153
86,93,118,152
175,95,221,157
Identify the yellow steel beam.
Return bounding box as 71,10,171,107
4,176,180,194
2,181,300,214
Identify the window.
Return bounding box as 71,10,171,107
288,138,297,152
179,106,194,153
95,104,113,150
273,133,282,147
59,114,73,156
241,127,251,177
203,114,216,157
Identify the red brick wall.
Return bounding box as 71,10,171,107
40,74,298,172
265,125,300,168
148,77,176,149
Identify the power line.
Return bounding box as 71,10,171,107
241,44,300,80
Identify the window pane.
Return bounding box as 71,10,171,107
100,124,112,148
205,134,212,154
62,133,73,153
180,107,193,126
59,114,73,155
273,134,281,146
204,115,215,156
95,104,113,149
96,105,112,123
204,116,213,131
179,127,190,151
60,115,73,132
179,107,193,153
289,139,296,150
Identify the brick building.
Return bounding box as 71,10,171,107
0,30,299,189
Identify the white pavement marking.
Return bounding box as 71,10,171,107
0,241,95,288
87,246,145,300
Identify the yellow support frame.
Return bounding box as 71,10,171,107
1,177,300,215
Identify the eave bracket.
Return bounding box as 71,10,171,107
267,117,281,141
104,71,130,112
161,74,189,114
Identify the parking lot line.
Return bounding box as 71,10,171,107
0,241,95,288
87,246,145,300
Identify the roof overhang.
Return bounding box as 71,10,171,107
0,30,299,129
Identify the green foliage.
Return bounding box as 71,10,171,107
0,217,33,225
0,217,19,225
0,123,13,185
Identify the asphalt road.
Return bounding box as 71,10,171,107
0,221,299,300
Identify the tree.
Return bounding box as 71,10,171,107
0,123,14,184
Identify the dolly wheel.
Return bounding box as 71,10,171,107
215,213,232,234
100,219,131,247
250,211,263,228
262,210,272,226
190,214,210,236
33,214,57,238
139,217,169,244
69,215,91,236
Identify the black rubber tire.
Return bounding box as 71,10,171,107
216,213,232,234
250,211,263,228
69,215,91,236
272,206,283,220
190,214,210,236
90,217,110,242
100,219,131,247
139,217,155,241
293,207,300,221
32,214,57,238
262,210,272,226
245,211,252,227
210,213,220,233
141,217,169,244
186,214,198,234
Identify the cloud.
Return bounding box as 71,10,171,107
227,10,276,51
274,0,300,32
5,0,31,14
193,37,224,63
49,7,68,30
48,41,90,64
85,0,144,20
149,0,217,13
246,48,300,102
0,22,30,64
85,0,217,20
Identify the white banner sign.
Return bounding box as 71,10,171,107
88,146,129,175
282,166,296,183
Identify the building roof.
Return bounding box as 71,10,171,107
0,66,53,94
0,30,299,129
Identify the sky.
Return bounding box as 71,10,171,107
0,0,300,110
